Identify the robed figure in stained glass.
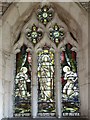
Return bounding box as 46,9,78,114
37,46,56,116
14,45,32,117
60,43,80,116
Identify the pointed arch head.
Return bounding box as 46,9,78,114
3,2,82,51
58,32,79,52
13,34,33,54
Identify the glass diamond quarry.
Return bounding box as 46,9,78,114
49,24,65,46
36,5,54,26
26,24,43,45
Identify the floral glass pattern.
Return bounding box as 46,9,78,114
60,43,80,117
36,5,54,26
49,24,65,46
26,24,43,45
37,45,56,117
14,45,32,117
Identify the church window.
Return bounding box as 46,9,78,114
14,4,80,118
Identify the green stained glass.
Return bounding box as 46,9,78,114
60,43,80,117
14,45,32,117
37,45,56,117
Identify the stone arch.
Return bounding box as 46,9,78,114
2,2,82,48
1,2,88,119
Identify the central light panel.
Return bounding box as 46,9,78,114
37,45,56,117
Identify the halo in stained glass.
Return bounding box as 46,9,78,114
36,5,54,26
26,24,43,45
60,43,80,117
49,23,65,46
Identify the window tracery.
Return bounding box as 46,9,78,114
14,4,80,118
49,23,65,46
26,24,43,45
36,5,54,26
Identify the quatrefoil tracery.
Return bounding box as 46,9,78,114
49,24,65,46
26,24,43,45
25,5,65,46
36,5,54,26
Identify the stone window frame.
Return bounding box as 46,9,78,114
12,29,79,118
11,5,80,118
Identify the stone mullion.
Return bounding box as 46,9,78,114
0,50,3,119
55,50,62,118
32,50,38,118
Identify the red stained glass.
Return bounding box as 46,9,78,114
61,51,65,63
61,77,65,83
72,51,76,61
67,43,72,49
28,52,32,64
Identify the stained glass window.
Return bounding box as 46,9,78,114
14,45,32,117
14,4,81,118
49,24,65,46
60,43,80,117
37,45,56,117
36,5,54,26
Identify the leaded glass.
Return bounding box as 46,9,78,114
60,43,80,117
49,24,65,46
36,5,54,26
37,45,56,117
14,45,32,117
26,24,43,45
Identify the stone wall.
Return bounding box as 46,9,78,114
0,18,3,120
88,5,90,120
1,2,89,120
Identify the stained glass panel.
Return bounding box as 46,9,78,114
14,45,32,117
60,43,80,117
37,45,56,117
36,5,54,26
26,24,43,45
49,24,65,46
